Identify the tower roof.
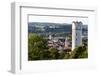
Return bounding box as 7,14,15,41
72,21,83,30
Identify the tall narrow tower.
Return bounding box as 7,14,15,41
72,21,82,51
65,37,68,48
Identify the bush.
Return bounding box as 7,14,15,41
69,46,88,59
28,33,48,60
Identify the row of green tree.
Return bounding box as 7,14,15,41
28,33,88,60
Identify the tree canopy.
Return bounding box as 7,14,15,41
28,33,88,60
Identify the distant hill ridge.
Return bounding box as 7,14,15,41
28,22,88,34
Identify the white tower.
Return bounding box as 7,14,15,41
72,21,82,51
49,34,52,40
65,37,68,48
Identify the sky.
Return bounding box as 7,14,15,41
28,15,88,25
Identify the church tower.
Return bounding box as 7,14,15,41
72,21,82,51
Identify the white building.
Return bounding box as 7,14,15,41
72,21,82,51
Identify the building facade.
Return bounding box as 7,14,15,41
72,21,82,51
